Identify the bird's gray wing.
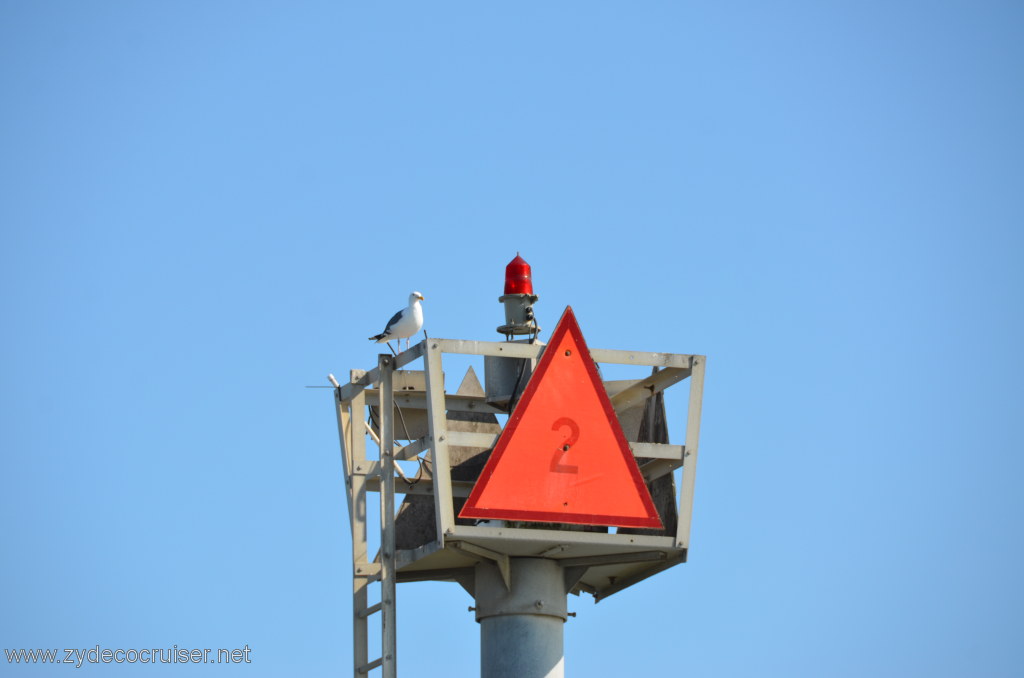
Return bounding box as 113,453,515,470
381,308,405,334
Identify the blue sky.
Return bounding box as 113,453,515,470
2,2,1022,676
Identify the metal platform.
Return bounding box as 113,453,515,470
332,338,705,676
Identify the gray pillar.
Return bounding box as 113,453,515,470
475,558,566,678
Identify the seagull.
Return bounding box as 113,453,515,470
369,291,425,354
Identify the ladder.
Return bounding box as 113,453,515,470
335,358,398,678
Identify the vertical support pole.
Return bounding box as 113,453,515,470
346,371,370,677
378,356,398,678
675,356,706,549
334,390,355,536
423,341,455,543
476,558,567,678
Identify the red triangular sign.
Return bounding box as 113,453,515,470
459,307,662,529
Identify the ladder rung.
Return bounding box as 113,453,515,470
355,563,382,581
358,602,383,619
358,657,383,674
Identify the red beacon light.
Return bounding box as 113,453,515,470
497,253,539,339
504,253,534,295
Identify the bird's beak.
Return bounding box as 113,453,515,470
418,294,426,300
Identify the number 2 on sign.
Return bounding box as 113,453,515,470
550,417,580,474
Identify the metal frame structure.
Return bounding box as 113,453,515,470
333,338,705,677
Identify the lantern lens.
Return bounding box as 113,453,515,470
504,254,533,295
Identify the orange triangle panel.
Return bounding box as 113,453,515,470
459,307,662,529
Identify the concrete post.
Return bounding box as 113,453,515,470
475,558,566,678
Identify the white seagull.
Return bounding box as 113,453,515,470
369,291,425,354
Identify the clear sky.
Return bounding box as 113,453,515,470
2,2,1022,676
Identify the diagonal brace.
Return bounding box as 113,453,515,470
449,541,512,590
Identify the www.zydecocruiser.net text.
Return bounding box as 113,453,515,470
4,645,252,667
